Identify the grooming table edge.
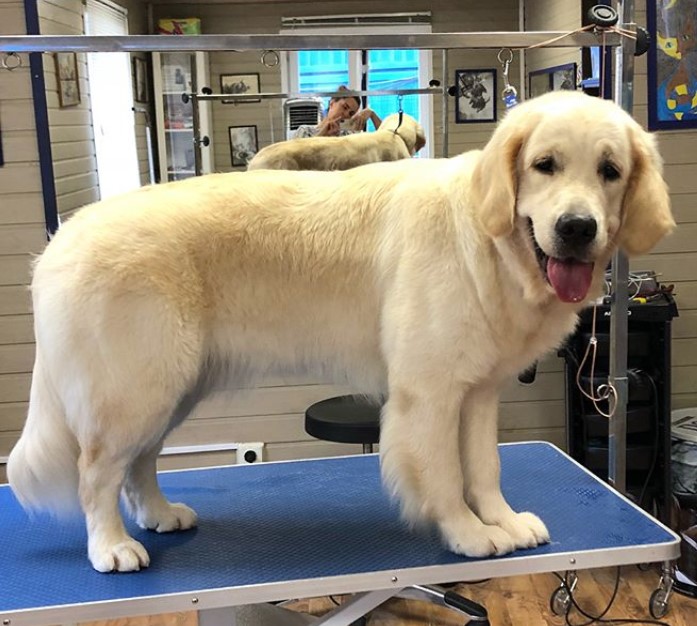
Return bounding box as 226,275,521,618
0,442,680,626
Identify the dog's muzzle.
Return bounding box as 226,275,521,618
529,214,597,304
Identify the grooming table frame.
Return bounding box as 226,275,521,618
0,442,679,626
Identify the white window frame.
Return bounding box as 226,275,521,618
280,23,434,157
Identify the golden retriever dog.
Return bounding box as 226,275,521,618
8,92,674,572
247,112,426,171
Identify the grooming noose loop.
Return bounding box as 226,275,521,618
2,52,22,71
395,93,404,130
261,50,280,67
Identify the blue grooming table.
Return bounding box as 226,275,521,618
0,442,679,626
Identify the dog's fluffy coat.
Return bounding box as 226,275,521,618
8,92,674,572
247,112,426,171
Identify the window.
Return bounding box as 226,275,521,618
282,19,433,156
84,0,140,198
367,49,421,124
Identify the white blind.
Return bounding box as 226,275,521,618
84,0,128,36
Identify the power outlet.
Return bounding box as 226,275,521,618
236,442,264,464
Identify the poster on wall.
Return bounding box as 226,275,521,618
528,63,577,99
647,0,697,130
220,73,261,104
55,52,81,107
454,69,497,123
133,57,149,103
229,125,258,167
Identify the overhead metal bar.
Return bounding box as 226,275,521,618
0,31,620,53
190,87,442,102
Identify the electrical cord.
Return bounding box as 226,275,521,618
555,568,671,626
635,373,660,512
575,305,617,418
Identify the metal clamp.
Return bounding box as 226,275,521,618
2,52,22,71
261,49,279,67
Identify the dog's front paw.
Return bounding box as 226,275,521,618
89,537,150,573
137,502,198,533
441,519,516,558
498,511,550,550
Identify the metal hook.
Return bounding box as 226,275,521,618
498,49,514,90
498,48,518,107
497,48,514,66
260,50,279,68
2,52,22,71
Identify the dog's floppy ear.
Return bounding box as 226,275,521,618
391,114,423,155
471,112,529,238
618,125,675,256
412,123,426,155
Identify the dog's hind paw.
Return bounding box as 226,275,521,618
90,538,150,573
499,511,550,550
137,502,198,533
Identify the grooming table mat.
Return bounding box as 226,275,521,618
0,442,679,626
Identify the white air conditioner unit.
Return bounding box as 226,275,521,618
284,97,323,139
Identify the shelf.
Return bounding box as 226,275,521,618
154,51,213,180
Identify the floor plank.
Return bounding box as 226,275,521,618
81,566,697,625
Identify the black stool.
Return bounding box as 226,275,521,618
305,395,381,454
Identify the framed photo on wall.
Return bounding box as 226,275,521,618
133,56,149,103
220,73,261,104
527,63,577,99
228,125,258,167
454,69,496,123
647,1,697,130
55,52,81,107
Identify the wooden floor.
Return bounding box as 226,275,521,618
81,566,697,626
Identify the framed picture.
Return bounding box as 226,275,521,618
647,1,697,130
228,125,258,167
133,56,148,103
454,69,497,123
527,63,577,99
54,52,80,107
220,73,261,104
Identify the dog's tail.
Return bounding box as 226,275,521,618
7,352,81,515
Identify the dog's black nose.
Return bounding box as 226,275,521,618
555,214,597,247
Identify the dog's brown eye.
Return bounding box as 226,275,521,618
533,157,556,175
600,162,621,182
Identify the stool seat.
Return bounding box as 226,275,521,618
305,395,381,445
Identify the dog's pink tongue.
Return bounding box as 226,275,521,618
547,258,594,303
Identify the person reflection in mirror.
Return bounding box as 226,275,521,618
291,86,382,139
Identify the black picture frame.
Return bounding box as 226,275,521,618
647,0,697,130
454,69,497,123
133,56,149,103
228,125,258,167
220,73,261,104
527,63,577,99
